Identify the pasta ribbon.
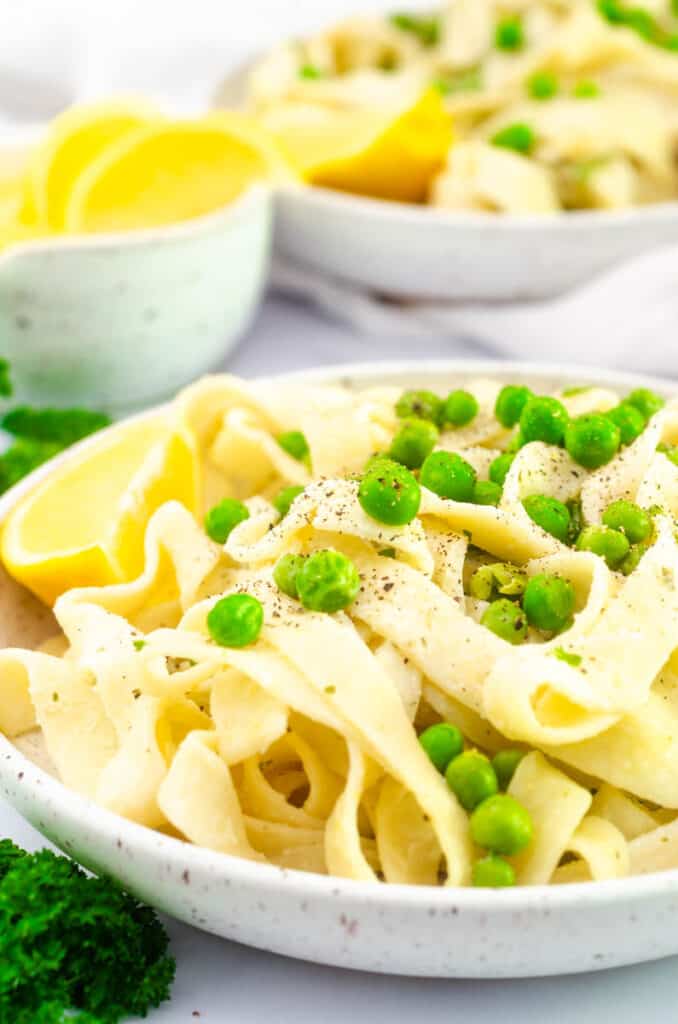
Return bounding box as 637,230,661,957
5,371,678,889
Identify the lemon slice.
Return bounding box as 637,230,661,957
260,89,453,203
203,110,297,183
0,182,24,230
0,221,45,253
26,100,161,231
65,117,294,234
1,416,199,605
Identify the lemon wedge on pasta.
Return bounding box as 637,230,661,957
1,416,199,605
259,89,453,203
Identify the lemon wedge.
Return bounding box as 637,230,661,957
1,416,199,605
260,89,453,203
25,100,161,231
65,117,294,234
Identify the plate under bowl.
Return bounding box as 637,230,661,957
2,358,678,979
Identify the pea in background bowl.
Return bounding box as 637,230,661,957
2,358,678,979
0,144,272,412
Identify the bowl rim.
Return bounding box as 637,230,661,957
3,356,678,912
278,181,678,232
0,182,271,267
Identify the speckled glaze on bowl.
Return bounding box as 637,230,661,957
3,359,678,980
274,184,678,302
0,184,272,412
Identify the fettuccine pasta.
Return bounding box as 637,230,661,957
3,372,678,888
244,0,678,212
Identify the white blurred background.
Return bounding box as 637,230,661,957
0,0,408,123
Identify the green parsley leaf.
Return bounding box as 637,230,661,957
433,66,482,95
562,386,592,397
0,844,175,1023
2,406,111,446
389,12,441,46
0,359,12,398
553,647,582,667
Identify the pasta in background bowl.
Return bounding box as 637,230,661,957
3,359,678,978
215,0,678,300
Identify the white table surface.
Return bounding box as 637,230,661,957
3,291,678,1022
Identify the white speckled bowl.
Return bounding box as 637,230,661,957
214,60,678,303
2,359,678,979
0,183,272,412
274,185,678,302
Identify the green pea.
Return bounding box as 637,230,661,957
299,64,323,79
494,385,533,428
473,480,502,506
207,593,264,648
442,389,479,428
619,542,650,576
358,459,421,525
296,549,360,613
573,79,600,98
204,498,250,543
527,70,558,100
520,396,569,446
469,563,527,601
495,15,524,51
472,854,516,888
576,525,630,568
273,485,305,520
492,749,526,790
445,751,498,810
602,499,652,544
565,413,620,469
505,431,527,454
419,722,464,774
273,553,305,598
470,794,534,856
481,598,528,644
277,430,310,464
395,389,442,424
625,388,664,422
420,451,477,502
606,403,645,446
489,452,515,486
522,573,575,632
522,494,571,543
364,452,392,472
389,419,439,469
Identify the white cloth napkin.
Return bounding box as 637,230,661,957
272,243,678,377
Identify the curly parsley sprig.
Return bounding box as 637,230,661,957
0,361,110,494
0,840,175,1024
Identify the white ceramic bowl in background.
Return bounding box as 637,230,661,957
0,183,272,412
274,184,678,301
214,61,678,303
2,358,678,980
